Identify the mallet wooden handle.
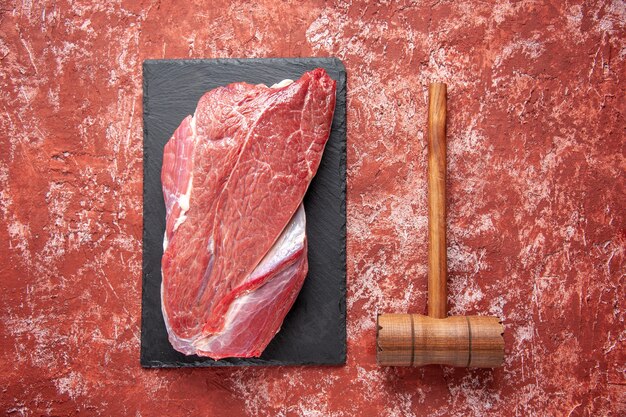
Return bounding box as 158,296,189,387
428,83,447,319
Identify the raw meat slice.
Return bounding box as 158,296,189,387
160,68,336,359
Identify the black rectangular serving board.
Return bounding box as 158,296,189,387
141,58,346,367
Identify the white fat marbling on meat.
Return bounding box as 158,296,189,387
167,115,198,243
245,204,305,284
270,79,294,88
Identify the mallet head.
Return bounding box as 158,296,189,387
377,314,504,367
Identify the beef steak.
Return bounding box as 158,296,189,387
160,68,336,359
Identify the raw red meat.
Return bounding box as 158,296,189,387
160,69,336,359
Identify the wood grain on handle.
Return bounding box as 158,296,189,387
428,83,447,319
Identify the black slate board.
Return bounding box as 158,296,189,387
141,58,346,367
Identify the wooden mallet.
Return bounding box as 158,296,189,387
376,83,504,368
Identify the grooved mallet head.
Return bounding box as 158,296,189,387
376,83,504,368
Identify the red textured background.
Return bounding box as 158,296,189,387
1,1,625,415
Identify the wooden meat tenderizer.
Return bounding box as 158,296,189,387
376,83,504,368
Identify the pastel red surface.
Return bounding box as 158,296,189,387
0,0,624,416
